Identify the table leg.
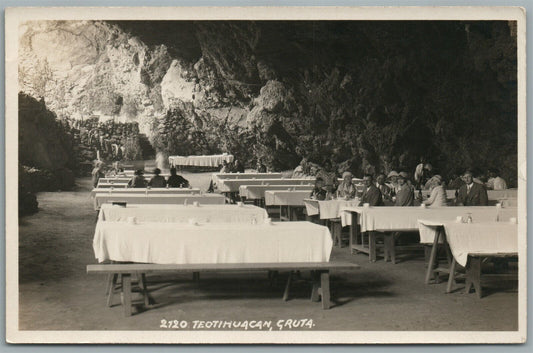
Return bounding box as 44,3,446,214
465,257,483,298
390,233,396,264
283,271,293,301
320,271,331,310
122,274,132,317
446,258,457,294
107,273,118,307
310,271,320,302
383,234,390,262
425,227,442,284
369,232,377,262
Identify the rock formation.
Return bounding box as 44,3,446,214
19,20,518,184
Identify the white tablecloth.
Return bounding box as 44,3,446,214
169,154,234,167
265,190,311,206
91,187,201,197
218,178,314,193
340,206,514,232
416,207,517,244
240,185,313,200
304,199,361,219
444,222,518,266
93,221,333,264
99,178,132,183
96,183,129,189
212,173,283,184
99,204,268,224
93,193,225,210
417,220,518,265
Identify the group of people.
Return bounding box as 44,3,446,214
308,158,508,208
127,168,190,188
219,159,246,173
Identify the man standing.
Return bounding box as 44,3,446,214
360,174,383,206
456,171,488,206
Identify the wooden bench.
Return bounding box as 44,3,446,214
87,262,360,316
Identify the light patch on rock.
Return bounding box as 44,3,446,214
160,60,196,108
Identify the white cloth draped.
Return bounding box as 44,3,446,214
264,190,311,206
98,204,268,224
169,154,234,167
93,221,333,264
93,193,225,210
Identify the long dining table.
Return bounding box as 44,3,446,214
169,154,234,167
239,185,313,201
264,190,311,221
93,192,226,210
93,220,333,264
98,203,269,224
339,205,517,262
90,187,201,197
217,178,315,193
417,219,518,296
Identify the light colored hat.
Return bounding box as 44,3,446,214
342,171,353,179
433,174,443,182
398,172,409,179
387,171,399,178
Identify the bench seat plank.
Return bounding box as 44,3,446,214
88,262,359,274
87,262,359,316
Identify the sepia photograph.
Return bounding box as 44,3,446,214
4,6,527,344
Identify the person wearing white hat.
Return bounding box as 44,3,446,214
387,170,399,194
394,172,414,206
337,171,356,199
422,174,447,207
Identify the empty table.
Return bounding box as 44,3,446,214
93,193,225,210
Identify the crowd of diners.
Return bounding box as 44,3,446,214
91,153,509,208
303,157,508,207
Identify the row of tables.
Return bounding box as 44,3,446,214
91,171,338,315
93,171,519,302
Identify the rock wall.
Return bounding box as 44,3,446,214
19,20,518,183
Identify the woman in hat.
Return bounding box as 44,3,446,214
337,171,356,199
422,174,447,207
127,169,147,188
148,168,166,188
394,172,415,206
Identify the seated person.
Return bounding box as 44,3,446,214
360,174,383,206
316,160,339,194
337,171,356,199
394,172,414,206
256,159,267,173
456,170,488,206
486,169,507,190
422,175,447,207
91,164,105,188
292,158,308,178
387,170,399,194
310,177,327,200
233,160,245,173
376,173,393,202
127,169,147,188
219,160,230,173
167,167,189,188
148,168,166,188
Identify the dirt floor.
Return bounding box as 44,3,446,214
18,174,518,331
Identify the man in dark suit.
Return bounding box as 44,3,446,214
456,170,488,206
360,174,383,206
